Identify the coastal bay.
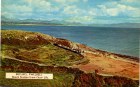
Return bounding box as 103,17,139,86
2,25,140,58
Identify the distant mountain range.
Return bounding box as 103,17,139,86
88,23,140,28
1,16,140,28
1,16,82,26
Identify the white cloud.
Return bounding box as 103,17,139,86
117,4,135,10
121,0,140,3
106,8,119,16
54,0,66,3
97,3,140,17
24,0,32,6
116,4,140,17
2,0,140,23
2,0,34,18
54,0,79,4
2,11,32,19
24,0,59,12
98,5,119,16
82,16,93,21
37,0,52,11
88,9,97,16
2,11,14,18
63,5,82,15
66,16,93,23
6,4,32,12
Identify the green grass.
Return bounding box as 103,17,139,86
1,44,83,66
1,30,87,66
0,70,74,87
0,43,78,87
0,30,84,87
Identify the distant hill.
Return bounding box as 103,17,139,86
1,16,82,26
1,16,63,25
89,23,140,28
1,16,140,28
108,23,140,28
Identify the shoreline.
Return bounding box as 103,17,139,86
1,30,139,80
89,47,139,62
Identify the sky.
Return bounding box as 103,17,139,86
1,0,140,24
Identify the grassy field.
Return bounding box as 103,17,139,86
1,44,83,66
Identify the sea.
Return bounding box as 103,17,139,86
1,25,140,58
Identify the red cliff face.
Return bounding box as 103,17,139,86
55,38,72,48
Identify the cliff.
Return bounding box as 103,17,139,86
0,30,139,87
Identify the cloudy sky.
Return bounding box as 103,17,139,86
2,0,140,24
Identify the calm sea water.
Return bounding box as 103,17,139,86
2,25,140,57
